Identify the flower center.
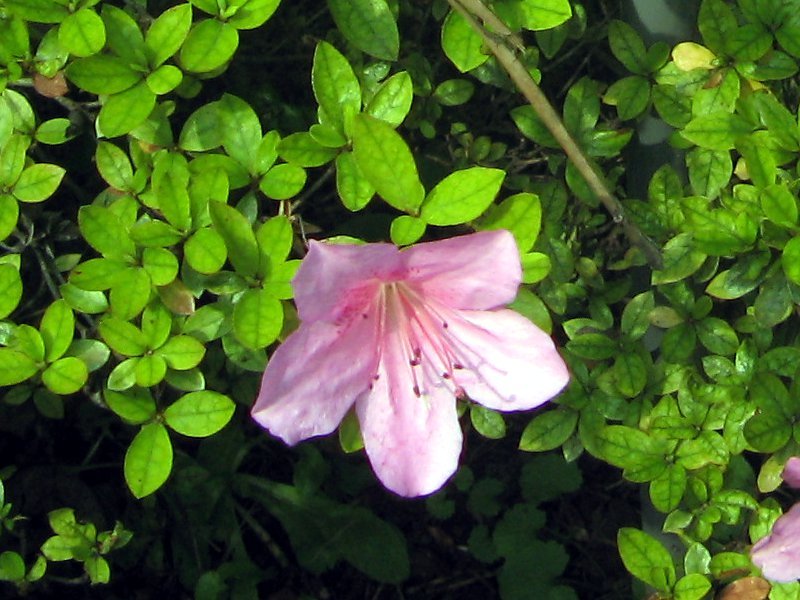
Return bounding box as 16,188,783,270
380,282,465,399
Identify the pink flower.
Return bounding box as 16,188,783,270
251,230,570,497
783,457,800,489
751,503,800,582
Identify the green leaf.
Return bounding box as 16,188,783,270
227,0,281,30
99,317,147,356
614,353,647,397
312,41,361,134
66,55,141,95
0,195,19,242
218,94,263,172
256,215,293,269
621,292,655,341
566,333,617,360
698,0,737,54
5,0,69,23
682,112,751,150
0,551,25,582
152,152,192,231
335,151,374,211
142,247,178,286
705,252,769,299
598,425,667,480
134,353,167,387
259,163,307,200
782,236,800,286
674,574,711,600
110,268,151,321
97,82,156,138
494,0,571,31
185,227,227,274
519,409,578,452
649,464,687,513
521,252,551,283
0,264,22,319
608,20,648,74
179,102,223,151
0,349,38,386
40,299,74,362
470,404,506,439
365,71,413,127
233,289,283,349
433,79,475,106
208,201,260,277
124,422,173,498
156,335,206,370
58,8,106,58
42,357,88,395
510,105,559,148
762,183,799,226
180,19,239,73
389,215,426,246
130,220,183,248
326,0,398,60
441,10,489,73
744,411,792,452
737,134,776,189
676,431,730,470
35,118,75,145
95,142,134,191
277,132,338,167
617,528,676,591
351,114,425,214
85,556,110,585
420,167,504,226
78,205,135,259
145,4,192,68
604,75,650,120
0,135,29,188
104,387,157,424
100,4,146,66
146,65,183,95
682,197,756,255
696,317,739,355
12,164,65,203
163,390,235,437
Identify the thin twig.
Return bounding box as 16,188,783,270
447,0,663,269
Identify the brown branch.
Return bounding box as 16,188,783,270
447,0,663,269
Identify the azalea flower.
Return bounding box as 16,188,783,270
251,230,570,497
750,457,800,582
751,503,800,582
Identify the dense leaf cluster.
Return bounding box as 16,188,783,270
1,0,800,598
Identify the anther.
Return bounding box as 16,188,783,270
413,385,421,397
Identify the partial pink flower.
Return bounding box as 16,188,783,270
751,503,800,582
251,230,570,497
782,457,800,489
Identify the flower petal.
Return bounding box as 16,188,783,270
293,240,401,322
357,326,463,497
402,230,521,310
252,314,380,445
447,309,569,411
782,457,800,489
751,503,800,582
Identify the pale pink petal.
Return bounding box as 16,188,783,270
293,240,401,322
446,309,569,411
751,503,800,582
402,230,521,310
252,313,380,445
356,323,463,497
782,457,800,488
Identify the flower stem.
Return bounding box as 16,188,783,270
446,0,663,269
